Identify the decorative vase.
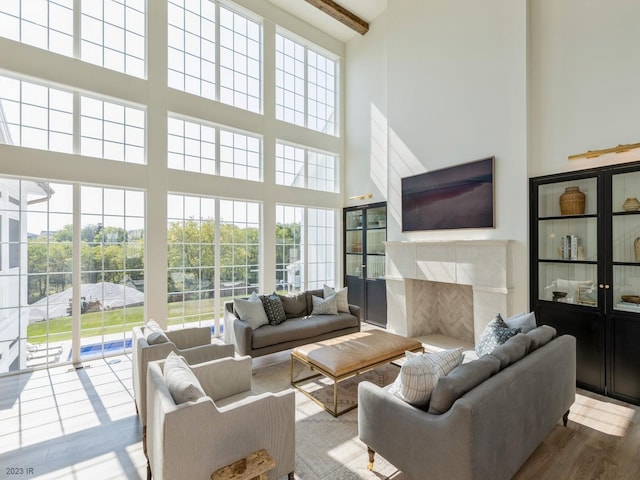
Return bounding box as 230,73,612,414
559,186,586,215
622,197,640,211
635,237,640,262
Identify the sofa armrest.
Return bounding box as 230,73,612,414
348,304,361,323
191,355,253,401
232,318,253,356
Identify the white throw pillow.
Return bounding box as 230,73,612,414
145,319,170,345
388,348,464,407
505,311,537,333
311,294,338,315
234,292,269,330
324,284,349,313
163,351,206,404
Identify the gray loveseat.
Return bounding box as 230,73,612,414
358,327,576,480
223,288,361,357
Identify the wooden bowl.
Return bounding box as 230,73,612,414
621,295,640,304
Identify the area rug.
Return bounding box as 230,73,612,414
251,359,407,480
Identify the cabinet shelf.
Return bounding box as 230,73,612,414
612,210,640,217
539,214,598,221
538,259,597,265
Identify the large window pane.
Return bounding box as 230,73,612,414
168,115,216,175
219,129,261,181
79,186,145,360
275,141,337,193
307,207,336,289
167,194,216,330
276,205,303,293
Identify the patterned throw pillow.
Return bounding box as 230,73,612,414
324,284,349,313
234,292,269,330
311,294,338,315
388,348,464,407
261,292,287,325
475,314,522,356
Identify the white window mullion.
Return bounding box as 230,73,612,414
214,1,221,103
73,0,81,58
214,198,221,336
71,183,81,364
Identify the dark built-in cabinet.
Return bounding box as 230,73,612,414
344,202,387,327
530,161,640,405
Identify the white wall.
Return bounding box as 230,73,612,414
528,0,640,176
345,0,529,312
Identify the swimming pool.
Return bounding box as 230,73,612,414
67,338,133,361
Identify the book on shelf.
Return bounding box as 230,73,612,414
561,235,581,260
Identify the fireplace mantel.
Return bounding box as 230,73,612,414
385,240,514,344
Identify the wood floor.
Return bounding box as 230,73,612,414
0,354,639,479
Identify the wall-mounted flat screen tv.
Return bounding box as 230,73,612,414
402,156,495,231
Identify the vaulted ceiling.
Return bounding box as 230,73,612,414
267,0,387,42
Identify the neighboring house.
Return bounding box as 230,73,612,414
0,103,53,372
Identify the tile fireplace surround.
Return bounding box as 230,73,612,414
385,240,514,345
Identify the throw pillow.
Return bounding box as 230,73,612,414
234,292,269,330
505,311,537,333
145,320,169,345
428,354,501,414
489,333,532,369
324,284,349,313
261,292,287,325
311,294,338,315
387,348,463,408
163,351,206,404
475,314,521,357
279,293,307,318
526,325,557,351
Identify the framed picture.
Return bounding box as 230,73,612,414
577,283,597,305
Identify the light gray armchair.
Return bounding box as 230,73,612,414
146,355,296,480
132,324,234,428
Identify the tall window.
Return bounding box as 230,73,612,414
80,186,145,359
168,0,262,113
307,207,336,289
219,200,260,299
276,141,337,192
0,1,146,78
80,0,146,78
0,73,146,163
80,96,146,163
219,129,261,181
276,33,337,135
168,115,217,175
167,194,216,329
0,0,73,56
276,205,303,293
275,205,337,292
0,75,74,153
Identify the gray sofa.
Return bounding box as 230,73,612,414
358,327,576,480
223,288,361,357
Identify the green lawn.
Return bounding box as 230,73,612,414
26,297,231,344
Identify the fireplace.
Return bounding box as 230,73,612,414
385,241,513,345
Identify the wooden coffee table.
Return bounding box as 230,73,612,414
290,329,423,416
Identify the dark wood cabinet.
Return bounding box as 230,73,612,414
530,161,640,404
344,202,387,327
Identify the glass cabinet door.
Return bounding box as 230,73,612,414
365,206,386,279
536,177,599,306
345,210,364,277
611,170,640,313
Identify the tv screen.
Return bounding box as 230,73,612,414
401,157,495,231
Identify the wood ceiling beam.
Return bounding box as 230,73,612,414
305,0,369,36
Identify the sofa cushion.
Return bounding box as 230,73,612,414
145,320,170,345
251,313,359,349
527,325,557,351
387,348,463,408
311,294,338,315
428,354,501,414
505,311,537,333
261,292,287,325
163,351,206,404
279,293,307,319
234,292,269,330
489,333,532,369
475,314,522,356
324,284,349,313
305,289,324,314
